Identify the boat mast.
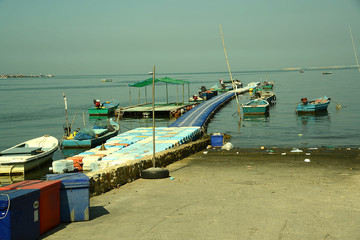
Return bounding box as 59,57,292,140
349,26,360,72
220,24,242,123
62,93,70,136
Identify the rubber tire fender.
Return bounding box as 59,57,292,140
141,167,170,179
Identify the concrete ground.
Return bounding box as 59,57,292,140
42,147,360,240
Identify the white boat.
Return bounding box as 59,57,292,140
0,135,58,175
101,78,113,82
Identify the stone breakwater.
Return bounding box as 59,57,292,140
86,137,210,197
0,74,54,78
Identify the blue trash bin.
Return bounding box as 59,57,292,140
46,172,90,222
211,134,224,147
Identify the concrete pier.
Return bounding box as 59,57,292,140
42,148,360,239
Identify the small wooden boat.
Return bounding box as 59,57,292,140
0,135,58,175
88,99,119,116
242,99,270,115
262,81,274,89
60,119,120,149
296,96,331,114
322,72,332,75
189,95,204,102
210,80,235,93
251,89,276,104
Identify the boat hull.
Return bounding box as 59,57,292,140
88,100,119,116
243,106,269,115
242,99,270,115
61,122,120,149
88,108,112,116
296,97,330,114
0,136,58,175
262,85,273,89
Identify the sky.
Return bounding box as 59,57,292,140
1,0,360,75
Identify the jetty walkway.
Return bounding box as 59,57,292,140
68,84,254,171
170,86,251,128
63,83,256,195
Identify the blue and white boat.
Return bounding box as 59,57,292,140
296,96,331,114
60,119,120,149
242,99,270,115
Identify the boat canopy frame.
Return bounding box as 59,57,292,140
128,77,191,105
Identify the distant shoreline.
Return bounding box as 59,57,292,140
0,74,54,79
1,65,358,78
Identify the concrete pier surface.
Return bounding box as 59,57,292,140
42,148,360,240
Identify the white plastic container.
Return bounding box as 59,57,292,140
82,156,101,171
52,159,75,173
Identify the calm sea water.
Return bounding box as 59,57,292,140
1,69,359,161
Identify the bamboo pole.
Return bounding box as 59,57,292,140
83,112,86,128
70,110,78,130
349,26,360,72
220,24,242,123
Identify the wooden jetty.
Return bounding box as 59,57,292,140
122,77,193,118
122,102,197,118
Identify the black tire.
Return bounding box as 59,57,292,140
273,95,277,101
141,167,169,179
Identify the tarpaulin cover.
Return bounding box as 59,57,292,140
129,77,190,87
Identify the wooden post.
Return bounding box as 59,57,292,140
166,82,168,104
176,85,179,106
188,84,190,103
129,87,132,106
145,86,148,103
182,84,184,104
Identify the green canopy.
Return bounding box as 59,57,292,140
129,77,190,88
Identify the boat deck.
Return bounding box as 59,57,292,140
122,102,196,118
